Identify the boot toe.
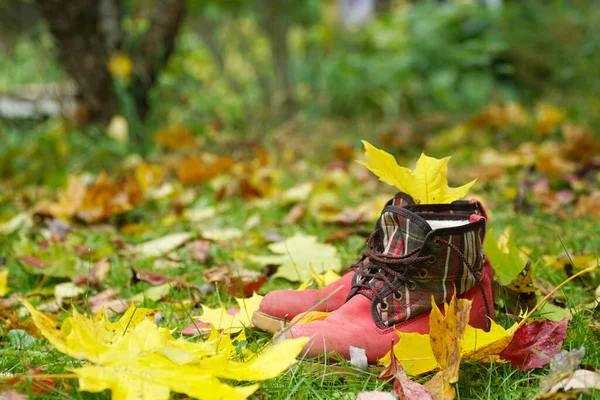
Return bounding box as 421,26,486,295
259,290,316,321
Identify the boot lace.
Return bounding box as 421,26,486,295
353,230,492,329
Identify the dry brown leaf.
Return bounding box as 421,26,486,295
470,102,529,130
130,268,201,292
187,240,211,263
177,155,234,184
284,204,306,224
33,175,86,218
72,258,111,287
536,143,576,176
76,173,143,223
560,124,600,163
203,266,267,297
379,342,433,400
153,125,197,150
424,295,472,400
574,190,600,219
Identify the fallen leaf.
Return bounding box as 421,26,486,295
547,370,600,395
88,288,122,314
0,270,8,297
76,173,143,223
535,347,585,398
128,283,172,302
281,182,313,204
379,342,433,400
33,175,86,218
249,234,341,282
201,228,243,242
381,318,516,376
499,317,569,370
0,213,31,234
54,282,86,306
131,232,194,258
196,293,263,332
536,103,566,135
134,162,164,191
560,124,600,163
72,258,111,287
501,260,538,316
424,295,471,400
187,240,211,263
203,266,267,297
21,299,308,400
284,204,306,224
107,115,129,143
130,268,202,292
542,254,598,270
184,206,217,223
153,126,197,150
357,141,475,204
574,190,600,219
14,237,89,278
483,228,527,286
177,154,234,184
180,320,212,336
18,255,48,269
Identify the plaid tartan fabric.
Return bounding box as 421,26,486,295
352,207,486,328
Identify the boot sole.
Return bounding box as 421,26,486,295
252,311,289,334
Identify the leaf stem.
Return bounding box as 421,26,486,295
517,264,598,329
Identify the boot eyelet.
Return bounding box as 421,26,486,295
393,291,403,301
418,268,428,279
427,255,437,264
407,280,417,291
378,301,389,312
433,238,442,248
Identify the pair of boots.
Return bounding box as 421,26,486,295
252,192,495,364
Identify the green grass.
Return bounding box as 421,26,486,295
2,159,599,400
1,29,599,398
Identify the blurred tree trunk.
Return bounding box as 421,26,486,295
36,0,186,124
255,0,296,112
37,0,117,122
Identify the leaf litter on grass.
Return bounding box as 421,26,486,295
1,118,599,399
19,299,308,400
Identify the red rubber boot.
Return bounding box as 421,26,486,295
277,206,495,364
252,194,490,333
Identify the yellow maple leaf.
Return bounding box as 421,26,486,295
356,141,476,204
297,268,342,291
0,269,8,297
21,300,158,362
196,293,263,332
249,234,342,282
21,298,308,400
381,314,515,376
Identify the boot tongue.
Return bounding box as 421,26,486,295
379,207,432,257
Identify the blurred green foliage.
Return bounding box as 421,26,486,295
153,0,600,128
2,0,600,184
